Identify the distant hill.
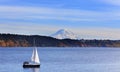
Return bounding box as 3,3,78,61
0,33,120,47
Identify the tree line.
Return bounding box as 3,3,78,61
0,33,120,47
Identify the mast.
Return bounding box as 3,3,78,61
31,48,35,62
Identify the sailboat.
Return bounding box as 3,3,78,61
23,40,40,68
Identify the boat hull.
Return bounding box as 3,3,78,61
23,64,40,68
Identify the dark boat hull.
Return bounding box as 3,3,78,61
23,64,40,68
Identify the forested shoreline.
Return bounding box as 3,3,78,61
0,33,120,47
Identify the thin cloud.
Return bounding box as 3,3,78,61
0,5,120,22
0,23,59,35
0,0,16,2
71,28,120,40
95,0,120,6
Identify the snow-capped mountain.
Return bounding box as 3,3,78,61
51,29,78,39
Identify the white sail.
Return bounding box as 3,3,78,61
34,48,40,64
31,48,40,64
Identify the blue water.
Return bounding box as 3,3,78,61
1,47,120,72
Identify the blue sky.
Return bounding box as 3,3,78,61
0,0,120,39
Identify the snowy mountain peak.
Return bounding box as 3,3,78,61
51,29,78,39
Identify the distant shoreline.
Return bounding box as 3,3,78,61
0,33,120,47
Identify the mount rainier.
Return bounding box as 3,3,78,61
51,29,78,39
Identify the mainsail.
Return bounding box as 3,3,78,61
31,48,40,64
31,39,40,64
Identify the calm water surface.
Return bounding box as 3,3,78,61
1,47,120,72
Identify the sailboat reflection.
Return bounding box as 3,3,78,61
23,68,40,72
32,68,40,72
